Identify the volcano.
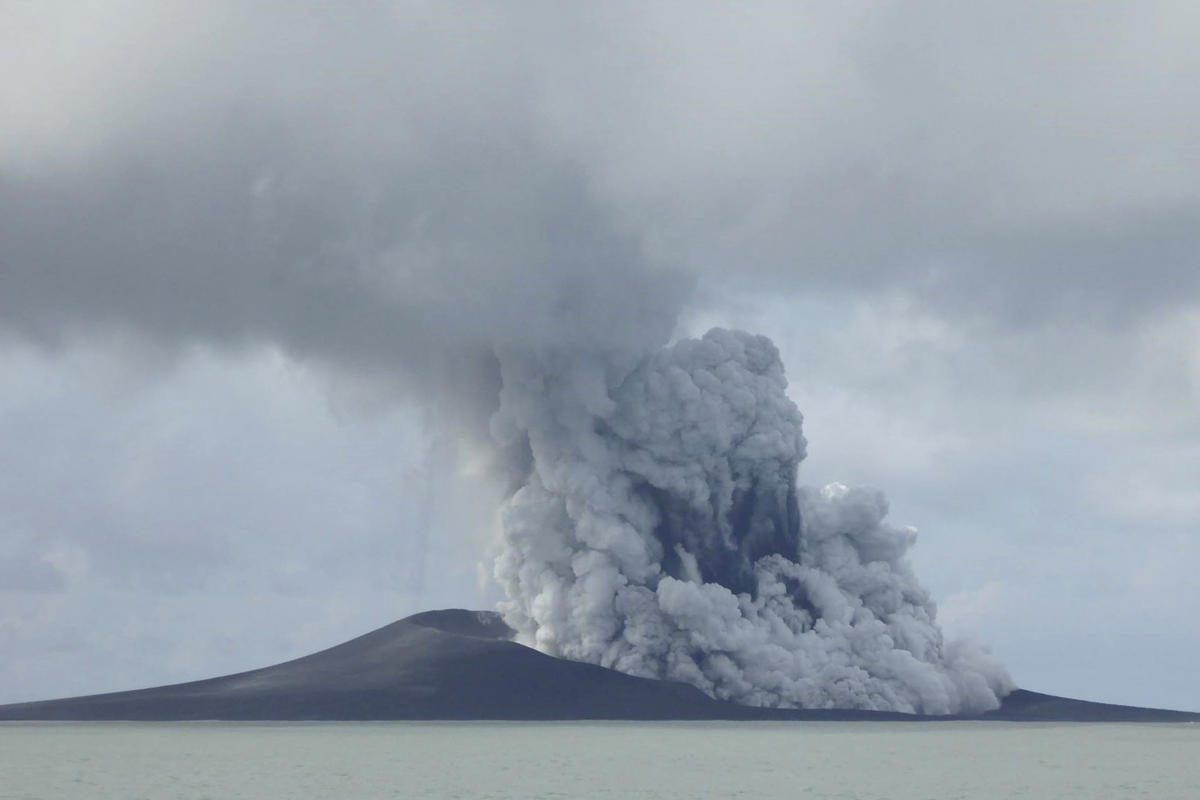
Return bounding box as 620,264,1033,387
0,610,1194,722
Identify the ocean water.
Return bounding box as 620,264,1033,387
1,721,1196,799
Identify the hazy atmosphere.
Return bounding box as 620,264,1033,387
2,2,1198,711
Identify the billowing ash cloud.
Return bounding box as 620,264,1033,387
493,329,1010,714
0,2,1023,713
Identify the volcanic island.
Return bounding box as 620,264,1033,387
1,609,1195,723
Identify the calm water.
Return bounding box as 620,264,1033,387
1,721,1197,799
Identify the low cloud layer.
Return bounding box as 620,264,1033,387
5,2,1199,356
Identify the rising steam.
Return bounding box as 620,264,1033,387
493,329,1011,714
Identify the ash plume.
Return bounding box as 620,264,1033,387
493,330,1011,714
0,2,1015,714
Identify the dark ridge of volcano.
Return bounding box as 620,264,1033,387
0,610,740,721
405,608,516,640
979,689,1200,722
1,610,1196,722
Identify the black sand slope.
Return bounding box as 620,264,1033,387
0,610,739,721
2,610,1196,722
980,689,1200,722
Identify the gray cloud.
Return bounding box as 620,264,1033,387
1,2,688,441
540,2,1200,321
0,555,65,593
5,2,1197,363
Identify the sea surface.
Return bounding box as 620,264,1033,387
1,720,1196,799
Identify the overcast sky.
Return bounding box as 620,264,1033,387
2,1,1198,711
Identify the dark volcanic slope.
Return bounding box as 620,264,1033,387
0,610,741,721
1,610,1196,722
982,689,1200,722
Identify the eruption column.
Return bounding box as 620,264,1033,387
493,328,1010,714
